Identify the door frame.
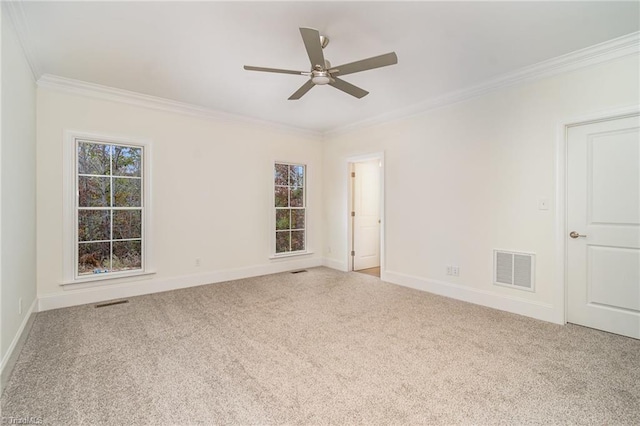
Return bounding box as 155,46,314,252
346,152,385,279
556,105,639,325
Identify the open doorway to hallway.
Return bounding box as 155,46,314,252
348,157,383,278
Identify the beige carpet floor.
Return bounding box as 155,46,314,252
2,267,639,425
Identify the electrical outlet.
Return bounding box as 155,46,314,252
195,258,201,267
18,297,23,315
446,265,452,275
452,266,460,276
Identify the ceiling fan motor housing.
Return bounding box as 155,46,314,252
311,59,333,85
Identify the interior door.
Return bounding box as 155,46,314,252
353,160,380,271
567,114,640,339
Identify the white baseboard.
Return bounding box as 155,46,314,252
1,298,38,394
384,270,560,324
323,257,348,272
39,257,324,311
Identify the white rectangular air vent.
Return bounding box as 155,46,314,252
493,250,535,292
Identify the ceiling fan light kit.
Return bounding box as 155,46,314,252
244,27,398,100
311,72,331,85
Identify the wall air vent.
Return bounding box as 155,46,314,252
493,250,535,292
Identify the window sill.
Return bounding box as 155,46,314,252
61,270,156,289
269,251,314,260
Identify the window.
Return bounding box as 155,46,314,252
64,133,151,283
274,162,306,255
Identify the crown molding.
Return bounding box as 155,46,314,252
37,74,323,139
325,31,640,137
28,28,640,139
2,0,43,81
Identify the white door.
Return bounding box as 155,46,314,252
567,114,640,339
352,160,381,271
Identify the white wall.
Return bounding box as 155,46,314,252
323,54,640,323
36,89,324,309
0,10,37,375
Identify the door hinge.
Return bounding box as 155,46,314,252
351,250,355,256
351,172,355,178
351,211,355,217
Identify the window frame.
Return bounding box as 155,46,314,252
271,161,310,258
62,131,153,285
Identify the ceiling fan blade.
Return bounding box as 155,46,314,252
288,80,315,100
329,78,369,99
244,65,306,75
330,52,398,76
299,27,325,69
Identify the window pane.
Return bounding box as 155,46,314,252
78,142,111,175
276,231,290,253
114,178,141,207
291,230,305,252
78,176,111,207
291,209,305,230
289,165,304,187
275,186,288,207
275,163,288,185
112,240,142,272
276,209,290,230
78,241,110,275
113,146,142,177
78,210,110,242
274,162,305,256
74,139,146,279
290,187,304,207
113,210,142,239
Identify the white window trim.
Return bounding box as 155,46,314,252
62,130,154,285
270,160,313,259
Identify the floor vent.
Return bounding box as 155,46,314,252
493,250,535,292
95,300,129,308
290,270,308,274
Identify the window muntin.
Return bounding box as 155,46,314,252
274,163,306,254
76,140,144,276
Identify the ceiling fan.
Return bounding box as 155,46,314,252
244,27,398,100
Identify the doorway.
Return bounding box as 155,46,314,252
348,155,383,277
566,113,639,339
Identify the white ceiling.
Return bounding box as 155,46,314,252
16,1,640,133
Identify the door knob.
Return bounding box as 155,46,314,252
569,231,587,239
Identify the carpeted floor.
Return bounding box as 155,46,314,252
2,267,639,425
